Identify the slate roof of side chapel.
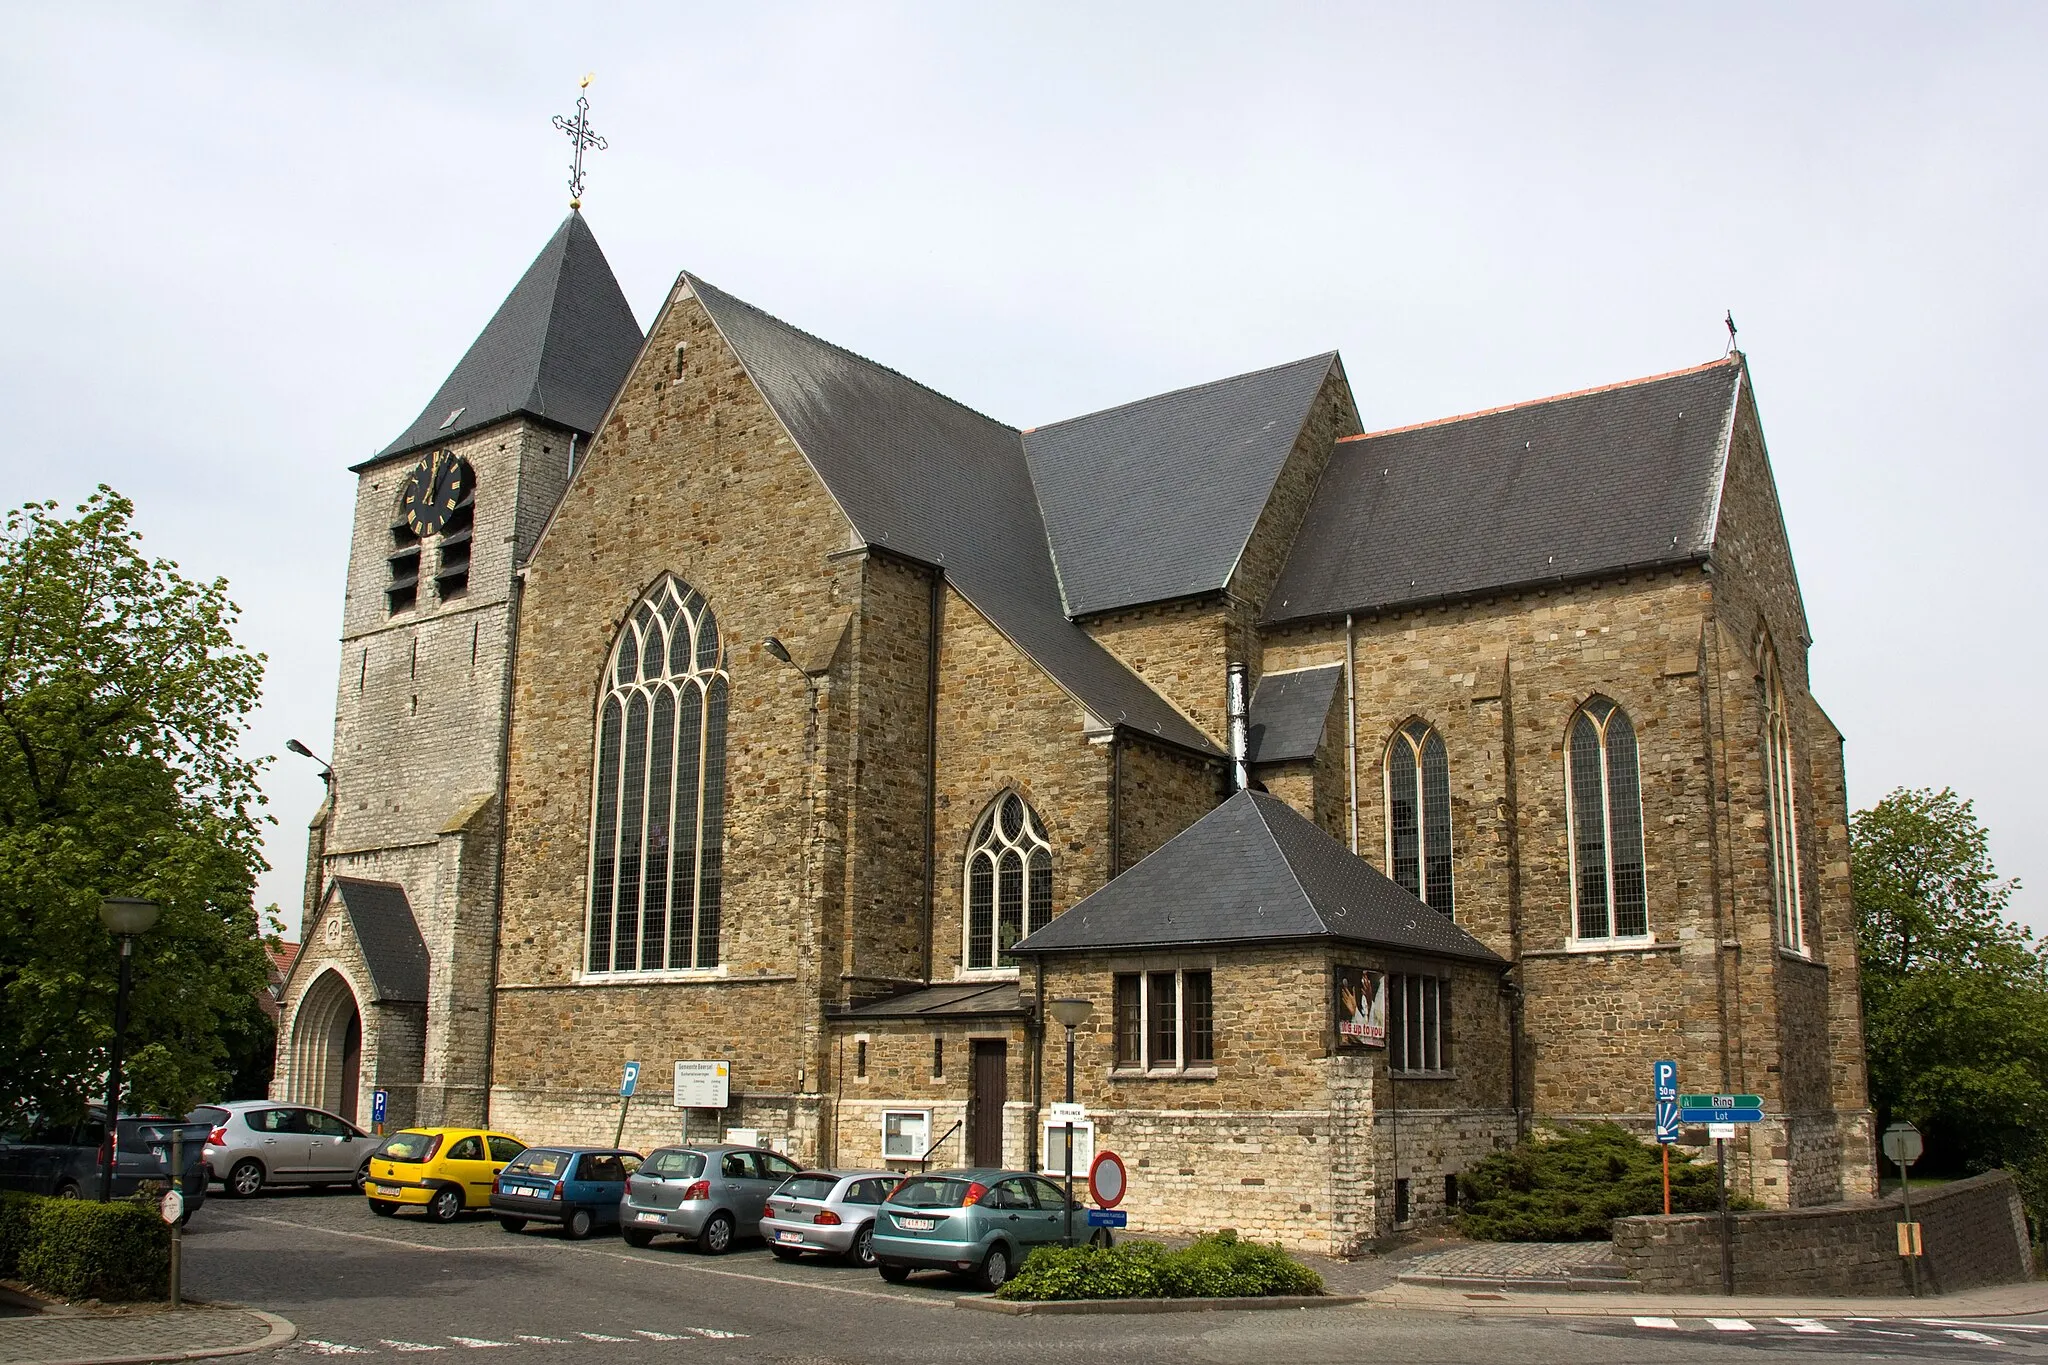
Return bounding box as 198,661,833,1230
368,212,644,467
1266,358,1745,625
1011,790,1503,964
684,273,1218,755
1246,664,1344,765
325,878,431,1004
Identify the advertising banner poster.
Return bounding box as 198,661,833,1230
1335,966,1387,1048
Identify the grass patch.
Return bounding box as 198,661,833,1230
995,1229,1324,1301
1455,1122,1735,1241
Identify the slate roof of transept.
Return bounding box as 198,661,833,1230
1265,358,1743,625
1021,353,1340,617
1011,790,1503,963
371,212,644,466
325,878,431,1003
685,272,1219,756
1246,664,1344,765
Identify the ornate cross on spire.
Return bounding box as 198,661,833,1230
552,74,607,210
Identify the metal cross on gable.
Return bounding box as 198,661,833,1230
553,74,608,209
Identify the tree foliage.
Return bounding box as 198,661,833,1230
1853,787,2045,1203
0,489,274,1125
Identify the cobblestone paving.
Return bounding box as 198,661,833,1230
0,1307,276,1364
1399,1241,1624,1279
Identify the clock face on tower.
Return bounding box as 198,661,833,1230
399,450,471,535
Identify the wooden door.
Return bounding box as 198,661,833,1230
969,1040,1007,1167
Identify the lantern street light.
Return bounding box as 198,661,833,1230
1048,997,1093,1246
97,897,160,1202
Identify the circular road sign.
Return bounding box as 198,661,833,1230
1088,1149,1127,1209
1881,1121,1924,1168
159,1188,184,1225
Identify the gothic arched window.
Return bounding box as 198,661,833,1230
587,575,728,973
1385,720,1454,916
1761,643,1805,953
964,791,1053,971
1567,696,1648,942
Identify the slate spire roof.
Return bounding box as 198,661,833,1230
372,212,644,465
1267,358,1745,625
1011,789,1503,963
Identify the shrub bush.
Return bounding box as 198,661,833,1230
1455,1123,1729,1241
0,1191,169,1301
996,1229,1324,1301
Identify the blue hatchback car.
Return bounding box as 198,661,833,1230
490,1147,641,1240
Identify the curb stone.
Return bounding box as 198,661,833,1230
958,1294,1366,1315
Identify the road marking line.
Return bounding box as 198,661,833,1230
1944,1330,2005,1345
1633,1317,1681,1330
447,1339,511,1349
1706,1318,1754,1332
1919,1319,2048,1334
633,1331,690,1341
578,1334,628,1342
513,1337,569,1345
303,1344,371,1355
1776,1318,1835,1334
575,1245,952,1308
237,1214,524,1255
379,1343,448,1353
688,1328,747,1338
1868,1329,1916,1337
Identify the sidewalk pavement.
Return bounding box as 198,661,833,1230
1363,1278,2048,1319
0,1307,294,1365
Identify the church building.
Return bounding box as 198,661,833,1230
276,207,1874,1252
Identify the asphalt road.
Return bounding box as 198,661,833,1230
179,1188,2048,1364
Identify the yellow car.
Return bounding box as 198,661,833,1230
364,1128,528,1222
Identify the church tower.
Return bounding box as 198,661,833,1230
274,212,643,1132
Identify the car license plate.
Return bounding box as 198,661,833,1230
898,1217,935,1231
635,1211,663,1224
775,1230,805,1245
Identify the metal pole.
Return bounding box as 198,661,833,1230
1063,1023,1076,1248
1717,1137,1733,1295
99,937,133,1203
1901,1166,1919,1298
1662,1144,1670,1217
169,1129,183,1308
613,1092,632,1148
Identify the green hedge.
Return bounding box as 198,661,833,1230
0,1192,169,1301
996,1229,1324,1301
1455,1123,1733,1241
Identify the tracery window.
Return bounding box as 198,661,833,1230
1761,644,1805,953
964,791,1053,971
1386,720,1454,916
586,575,728,973
1567,696,1648,942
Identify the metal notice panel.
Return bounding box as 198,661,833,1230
673,1060,730,1108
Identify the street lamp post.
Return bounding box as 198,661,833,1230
1048,997,1093,1247
97,897,160,1203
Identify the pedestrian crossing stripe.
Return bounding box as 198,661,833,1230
379,1343,448,1353
1632,1318,1679,1330
448,1339,511,1349
304,1345,370,1355
1776,1318,1834,1333
1706,1318,1754,1331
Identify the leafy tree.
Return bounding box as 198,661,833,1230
0,489,274,1126
1853,788,2044,1196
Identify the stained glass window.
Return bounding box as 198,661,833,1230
1386,720,1454,916
1761,646,1805,953
964,793,1054,970
1568,696,1649,941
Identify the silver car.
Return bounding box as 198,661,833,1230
618,1144,804,1253
760,1169,898,1266
190,1100,376,1197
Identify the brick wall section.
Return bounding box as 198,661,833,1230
1113,736,1223,874
1083,599,1231,744
1227,362,1360,622
825,1018,1033,1170
1613,1170,2030,1296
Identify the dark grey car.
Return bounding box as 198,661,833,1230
0,1111,210,1213
618,1144,804,1253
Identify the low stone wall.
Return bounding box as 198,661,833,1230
1613,1169,2031,1297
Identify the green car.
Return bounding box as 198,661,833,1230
871,1168,1080,1290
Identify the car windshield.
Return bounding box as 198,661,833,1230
188,1107,228,1125
888,1177,970,1209
505,1150,568,1178
643,1150,705,1178
378,1131,441,1163
776,1175,838,1201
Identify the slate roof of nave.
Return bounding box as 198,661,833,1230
684,272,1219,756
1266,358,1744,625
370,212,645,467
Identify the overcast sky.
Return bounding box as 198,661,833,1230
4,4,2042,938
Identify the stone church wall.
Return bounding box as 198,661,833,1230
1112,736,1222,874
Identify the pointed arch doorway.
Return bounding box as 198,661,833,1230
292,970,364,1123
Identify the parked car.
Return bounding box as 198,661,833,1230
618,1144,805,1253
490,1146,640,1239
759,1169,897,1266
188,1100,376,1197
870,1168,1079,1290
0,1110,210,1214
363,1127,527,1222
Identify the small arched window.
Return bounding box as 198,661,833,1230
964,792,1054,971
587,575,729,974
1567,696,1648,941
1761,644,1805,953
1385,720,1454,916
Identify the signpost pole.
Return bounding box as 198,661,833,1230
1901,1167,1918,1298
169,1128,183,1309
1662,1145,1670,1217
1717,1137,1733,1295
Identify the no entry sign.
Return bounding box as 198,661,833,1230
1088,1149,1127,1209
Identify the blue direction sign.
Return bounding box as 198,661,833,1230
1654,1060,1681,1144
620,1061,641,1098
1679,1092,1764,1124
371,1088,389,1124
1086,1209,1129,1228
